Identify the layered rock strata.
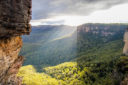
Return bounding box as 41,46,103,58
0,0,31,84
0,0,31,37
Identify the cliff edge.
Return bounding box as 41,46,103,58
0,0,31,85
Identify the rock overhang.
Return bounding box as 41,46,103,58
0,0,32,37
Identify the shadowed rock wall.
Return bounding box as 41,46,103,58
0,0,31,84
0,0,31,37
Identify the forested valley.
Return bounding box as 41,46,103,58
18,23,128,85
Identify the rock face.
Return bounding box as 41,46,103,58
123,28,128,56
0,0,31,84
0,37,23,84
120,28,128,85
0,0,31,37
77,24,126,37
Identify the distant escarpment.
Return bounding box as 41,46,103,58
77,23,127,53
77,23,128,85
77,23,127,37
0,0,31,85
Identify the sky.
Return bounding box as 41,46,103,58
31,0,128,26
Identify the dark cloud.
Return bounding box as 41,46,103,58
32,0,128,19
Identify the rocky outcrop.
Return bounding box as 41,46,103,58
123,28,128,56
0,37,23,84
116,28,128,85
0,0,31,37
0,0,31,84
120,28,128,85
77,23,127,37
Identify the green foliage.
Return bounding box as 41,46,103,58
18,65,65,85
117,56,128,74
44,62,85,85
20,25,77,71
19,24,128,85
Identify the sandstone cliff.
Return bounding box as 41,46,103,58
123,28,128,56
120,28,128,85
0,0,31,37
0,0,31,85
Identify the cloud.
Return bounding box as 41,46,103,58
31,3,128,26
32,0,128,20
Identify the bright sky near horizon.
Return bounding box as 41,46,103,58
31,2,128,26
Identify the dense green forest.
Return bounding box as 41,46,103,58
20,25,77,70
19,23,128,85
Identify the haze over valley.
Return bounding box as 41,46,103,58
19,23,128,85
